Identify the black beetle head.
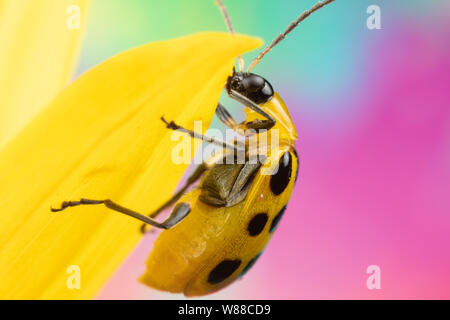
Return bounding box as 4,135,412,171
226,72,274,105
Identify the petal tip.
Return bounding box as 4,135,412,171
186,31,264,54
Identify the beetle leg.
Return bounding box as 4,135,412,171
51,164,208,233
215,103,239,130
139,163,208,233
51,198,190,230
139,149,233,233
161,117,245,152
216,103,276,136
227,89,276,130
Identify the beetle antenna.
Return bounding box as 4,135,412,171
247,0,336,73
215,0,245,72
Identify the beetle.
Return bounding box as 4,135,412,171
52,0,335,296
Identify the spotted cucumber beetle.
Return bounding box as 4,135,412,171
52,0,335,296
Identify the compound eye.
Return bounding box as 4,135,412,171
230,79,240,90
242,75,265,92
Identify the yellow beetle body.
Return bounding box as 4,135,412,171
140,92,299,296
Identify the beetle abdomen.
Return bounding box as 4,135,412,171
140,146,299,296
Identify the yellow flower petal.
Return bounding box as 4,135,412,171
0,32,262,299
0,0,89,149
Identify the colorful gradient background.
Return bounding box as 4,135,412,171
72,0,450,299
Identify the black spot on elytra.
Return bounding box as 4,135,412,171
208,259,241,284
270,152,292,195
247,213,268,236
240,252,262,278
292,148,299,183
270,205,287,233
